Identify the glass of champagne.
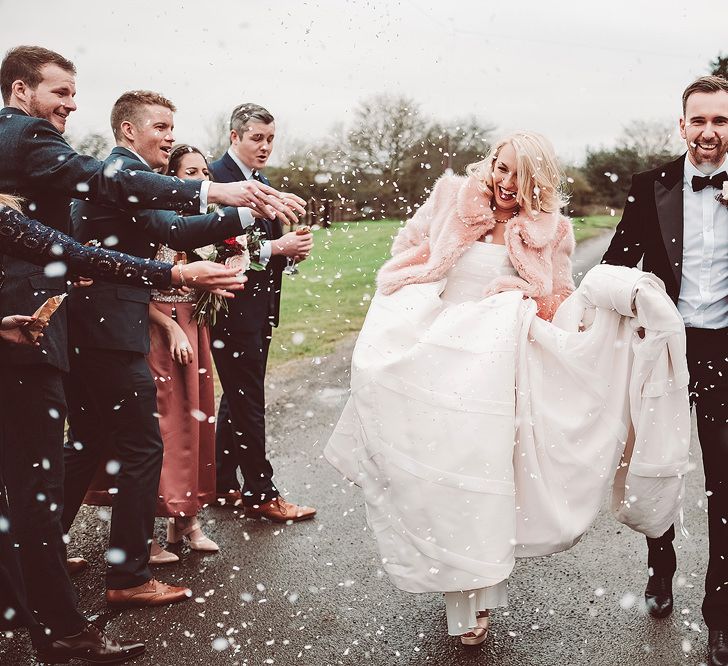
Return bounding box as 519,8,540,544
283,224,311,275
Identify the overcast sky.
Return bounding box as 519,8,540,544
1,0,725,165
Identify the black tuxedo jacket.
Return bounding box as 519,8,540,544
0,107,205,371
209,152,286,332
68,147,243,354
602,154,688,303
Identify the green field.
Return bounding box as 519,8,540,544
571,214,621,242
268,214,618,368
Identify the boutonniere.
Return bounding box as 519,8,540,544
717,181,728,208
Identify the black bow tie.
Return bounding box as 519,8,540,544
691,171,727,192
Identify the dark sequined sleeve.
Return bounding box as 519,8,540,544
0,206,172,288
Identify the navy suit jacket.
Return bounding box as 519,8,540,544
0,107,205,371
68,147,243,354
602,155,686,303
209,152,286,332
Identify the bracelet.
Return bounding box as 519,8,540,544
176,261,187,287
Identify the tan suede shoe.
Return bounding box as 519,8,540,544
106,578,191,608
215,490,242,507
244,497,316,523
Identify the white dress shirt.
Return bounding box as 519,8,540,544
676,156,728,329
226,147,272,266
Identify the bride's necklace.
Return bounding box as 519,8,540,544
482,206,519,242
491,205,519,224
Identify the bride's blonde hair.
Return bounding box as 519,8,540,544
466,131,567,218
0,193,23,211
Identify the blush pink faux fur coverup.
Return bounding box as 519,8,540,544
376,174,576,320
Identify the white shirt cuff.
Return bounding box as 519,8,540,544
199,180,211,213
258,240,272,267
237,207,255,229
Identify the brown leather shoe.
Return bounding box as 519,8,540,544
216,490,242,507
105,578,192,608
35,622,145,664
245,497,316,523
66,557,89,576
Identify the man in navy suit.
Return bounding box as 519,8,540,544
210,103,316,522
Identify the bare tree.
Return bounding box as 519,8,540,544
68,131,112,159
617,119,681,161
345,95,423,175
338,94,425,217
425,117,495,174
203,111,230,160
710,52,728,79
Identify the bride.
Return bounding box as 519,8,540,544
326,131,575,646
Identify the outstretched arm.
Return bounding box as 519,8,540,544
23,120,204,214
0,205,173,288
130,206,244,250
0,206,246,295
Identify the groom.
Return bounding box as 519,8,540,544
602,75,728,666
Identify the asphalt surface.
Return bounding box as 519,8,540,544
1,230,714,666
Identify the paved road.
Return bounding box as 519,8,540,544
2,230,713,665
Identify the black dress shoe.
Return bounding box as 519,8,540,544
35,622,145,664
710,629,728,666
644,574,673,618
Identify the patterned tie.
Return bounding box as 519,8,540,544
691,171,727,192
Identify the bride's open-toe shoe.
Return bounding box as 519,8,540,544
460,626,487,646
460,611,490,646
167,518,219,552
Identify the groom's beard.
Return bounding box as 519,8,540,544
689,136,728,173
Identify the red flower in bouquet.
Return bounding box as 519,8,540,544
193,229,265,327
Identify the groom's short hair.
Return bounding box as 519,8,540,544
682,75,728,114
0,45,76,104
110,90,176,140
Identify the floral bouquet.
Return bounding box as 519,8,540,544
193,228,265,327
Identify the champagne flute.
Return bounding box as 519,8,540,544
283,224,311,275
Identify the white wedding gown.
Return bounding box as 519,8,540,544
442,243,513,632
325,242,691,636
347,241,517,632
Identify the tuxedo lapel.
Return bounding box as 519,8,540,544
654,156,685,290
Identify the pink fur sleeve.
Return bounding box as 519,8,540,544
389,181,443,256
535,217,576,320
